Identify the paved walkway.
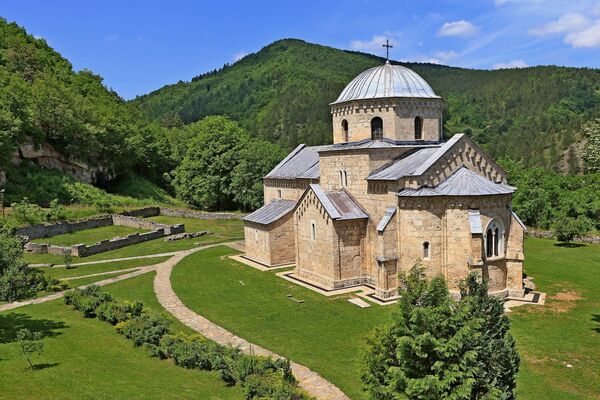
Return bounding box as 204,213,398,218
153,244,351,400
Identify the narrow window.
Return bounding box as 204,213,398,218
255,229,259,242
311,222,316,240
343,170,348,187
339,170,343,187
423,241,430,259
494,227,499,256
415,116,423,140
486,229,493,258
341,119,349,142
371,117,383,140
277,189,282,198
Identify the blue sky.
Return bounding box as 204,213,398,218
4,0,600,99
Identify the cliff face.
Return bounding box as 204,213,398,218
8,138,115,184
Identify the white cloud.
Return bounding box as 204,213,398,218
492,60,528,69
437,20,479,38
412,50,459,65
565,20,600,47
434,50,459,62
529,9,600,48
233,51,248,62
104,34,119,43
529,12,591,36
349,35,399,53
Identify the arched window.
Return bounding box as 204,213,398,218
343,171,348,187
484,219,505,258
423,241,430,259
341,119,349,142
414,116,423,140
311,222,317,240
371,117,383,140
277,189,282,198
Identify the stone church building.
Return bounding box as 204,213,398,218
243,61,526,301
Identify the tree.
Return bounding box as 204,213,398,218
63,249,73,270
554,215,590,243
16,328,44,369
363,267,521,400
583,118,600,173
362,265,481,400
460,275,520,399
172,116,250,210
230,139,286,210
0,224,37,302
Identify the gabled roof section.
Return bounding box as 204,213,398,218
410,133,464,176
304,184,368,221
376,207,397,233
509,207,527,231
397,167,516,197
242,199,296,225
367,147,441,180
264,144,333,180
322,137,440,153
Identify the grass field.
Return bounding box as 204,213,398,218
511,239,600,399
24,218,244,265
41,225,148,246
0,273,241,400
170,239,600,400
171,246,393,400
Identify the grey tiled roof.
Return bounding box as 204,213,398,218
367,147,441,180
309,184,368,221
376,207,397,232
397,167,516,197
323,138,439,152
410,133,464,176
264,144,333,180
242,199,296,225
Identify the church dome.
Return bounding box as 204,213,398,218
332,61,440,104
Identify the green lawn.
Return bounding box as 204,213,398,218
38,257,169,280
0,273,241,400
24,218,244,265
170,246,393,400
41,225,148,247
511,238,600,400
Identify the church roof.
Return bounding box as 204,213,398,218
264,144,333,180
323,138,440,152
397,167,516,197
331,61,440,105
242,199,296,225
309,184,368,221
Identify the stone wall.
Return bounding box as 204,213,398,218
244,214,295,267
17,216,114,240
71,229,169,257
331,97,444,143
112,214,183,235
159,208,244,220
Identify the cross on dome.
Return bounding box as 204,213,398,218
382,39,393,61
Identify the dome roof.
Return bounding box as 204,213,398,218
332,61,440,104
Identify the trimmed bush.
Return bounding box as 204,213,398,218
96,300,143,325
64,285,113,317
116,312,171,348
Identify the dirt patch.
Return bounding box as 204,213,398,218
547,291,583,312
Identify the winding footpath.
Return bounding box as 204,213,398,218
0,243,351,400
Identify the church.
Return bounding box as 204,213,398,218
242,60,526,301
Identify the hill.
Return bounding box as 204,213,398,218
133,39,600,171
0,18,173,187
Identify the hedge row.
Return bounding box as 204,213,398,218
64,285,312,400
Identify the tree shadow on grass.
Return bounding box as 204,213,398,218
0,313,67,344
592,314,600,334
553,242,586,248
32,362,60,370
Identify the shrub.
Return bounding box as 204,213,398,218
116,312,171,348
10,198,46,226
96,300,143,325
64,285,113,317
554,216,591,243
32,270,68,292
46,199,66,222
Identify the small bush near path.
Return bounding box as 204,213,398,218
65,285,312,399
16,328,45,370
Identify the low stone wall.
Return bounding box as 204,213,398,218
72,229,168,257
112,214,183,235
120,207,160,218
17,216,113,240
159,207,245,220
527,228,600,244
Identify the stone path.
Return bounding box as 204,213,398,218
31,251,181,268
153,244,351,400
